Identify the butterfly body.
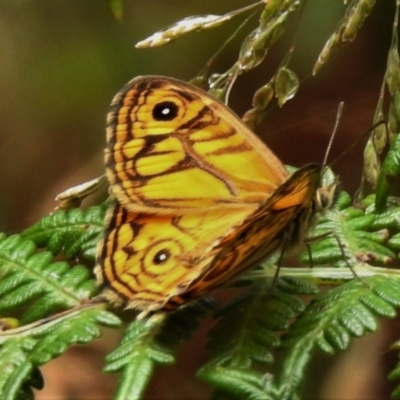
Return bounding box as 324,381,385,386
95,76,336,314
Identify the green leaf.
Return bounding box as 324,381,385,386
106,298,214,400
198,364,274,400
105,315,174,400
0,234,97,323
274,275,400,399
376,134,400,212
207,284,281,368
389,351,400,398
301,192,396,267
274,67,299,107
0,306,120,399
109,0,123,21
157,297,216,346
200,278,317,399
21,205,106,260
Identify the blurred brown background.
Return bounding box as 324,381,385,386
0,1,398,399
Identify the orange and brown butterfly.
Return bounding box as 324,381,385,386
95,75,338,317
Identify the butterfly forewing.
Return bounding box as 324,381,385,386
105,76,288,213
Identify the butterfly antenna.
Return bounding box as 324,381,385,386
322,102,344,168
328,119,386,167
224,72,238,104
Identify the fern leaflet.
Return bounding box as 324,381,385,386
0,234,97,324
21,205,106,260
0,305,120,399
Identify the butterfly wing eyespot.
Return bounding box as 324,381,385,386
142,239,181,275
152,101,179,121
153,249,170,264
97,76,337,314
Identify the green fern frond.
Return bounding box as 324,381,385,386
376,133,400,212
104,298,215,400
389,351,400,398
0,234,97,323
274,275,400,399
157,297,216,346
199,365,272,400
206,284,286,367
104,315,174,400
371,200,400,230
388,233,400,257
300,191,397,267
198,277,318,399
13,367,43,400
21,205,106,260
0,305,120,400
366,196,400,260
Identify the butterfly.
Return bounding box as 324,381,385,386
94,75,338,316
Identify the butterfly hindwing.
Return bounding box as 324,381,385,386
95,201,258,311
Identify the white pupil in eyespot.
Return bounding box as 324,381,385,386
161,107,170,115
153,249,171,265
158,252,167,261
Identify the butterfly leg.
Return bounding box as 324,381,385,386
55,175,108,210
306,244,314,269
330,232,370,286
305,231,369,285
304,231,333,269
270,236,290,288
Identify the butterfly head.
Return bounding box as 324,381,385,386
315,167,341,213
